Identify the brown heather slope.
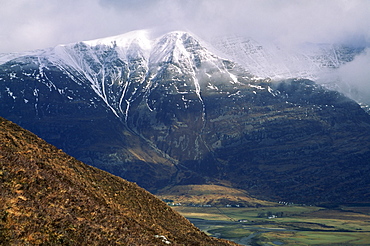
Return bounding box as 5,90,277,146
0,117,238,246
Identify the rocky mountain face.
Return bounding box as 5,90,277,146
0,116,236,245
1,30,370,204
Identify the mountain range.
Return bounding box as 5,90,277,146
1,30,370,204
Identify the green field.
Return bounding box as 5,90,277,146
173,204,370,245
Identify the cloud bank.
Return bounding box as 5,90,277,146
1,0,369,53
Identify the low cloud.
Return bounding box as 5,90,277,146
327,49,370,104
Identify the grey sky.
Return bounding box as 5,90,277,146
1,0,369,53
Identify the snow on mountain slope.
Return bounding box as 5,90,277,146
1,31,364,82
0,30,247,121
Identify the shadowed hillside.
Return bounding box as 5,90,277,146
0,117,237,245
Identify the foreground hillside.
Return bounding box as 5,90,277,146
0,117,237,245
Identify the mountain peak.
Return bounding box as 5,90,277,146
82,29,153,50
57,30,199,54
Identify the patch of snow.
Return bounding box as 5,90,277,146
228,72,238,83
268,86,280,97
154,235,171,244
249,84,265,90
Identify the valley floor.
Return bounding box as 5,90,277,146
173,204,370,245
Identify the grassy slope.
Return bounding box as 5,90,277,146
0,117,238,245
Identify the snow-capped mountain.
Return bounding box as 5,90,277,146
1,30,370,204
1,30,365,118
1,30,247,120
